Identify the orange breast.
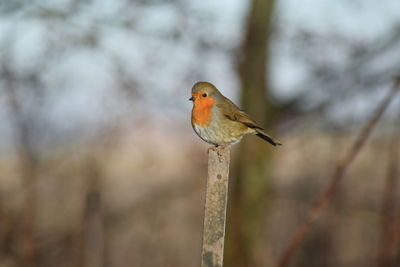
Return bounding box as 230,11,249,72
192,97,217,127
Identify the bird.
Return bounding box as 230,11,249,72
189,81,282,147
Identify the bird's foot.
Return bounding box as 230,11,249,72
211,145,229,162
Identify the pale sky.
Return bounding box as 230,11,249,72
0,0,400,151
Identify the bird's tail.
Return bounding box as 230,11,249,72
255,129,282,146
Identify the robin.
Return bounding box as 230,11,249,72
189,81,282,147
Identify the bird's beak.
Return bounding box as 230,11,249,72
189,96,194,101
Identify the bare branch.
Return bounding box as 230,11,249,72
276,78,400,267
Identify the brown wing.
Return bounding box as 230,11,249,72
217,96,282,146
217,96,263,130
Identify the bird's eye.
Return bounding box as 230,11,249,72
202,93,207,97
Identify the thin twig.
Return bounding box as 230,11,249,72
276,78,400,267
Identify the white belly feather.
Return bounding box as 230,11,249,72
193,124,243,146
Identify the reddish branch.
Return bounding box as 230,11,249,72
276,78,400,267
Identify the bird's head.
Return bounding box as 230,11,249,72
189,82,222,105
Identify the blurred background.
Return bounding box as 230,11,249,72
1,0,400,267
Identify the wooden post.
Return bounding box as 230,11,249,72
201,147,230,267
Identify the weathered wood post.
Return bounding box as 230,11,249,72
201,147,230,267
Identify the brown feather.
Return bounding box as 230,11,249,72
217,96,282,146
255,129,282,146
217,96,263,129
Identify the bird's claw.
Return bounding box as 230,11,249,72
211,145,228,162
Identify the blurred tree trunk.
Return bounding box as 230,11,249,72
225,0,276,266
376,137,399,267
2,64,39,267
82,159,105,267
